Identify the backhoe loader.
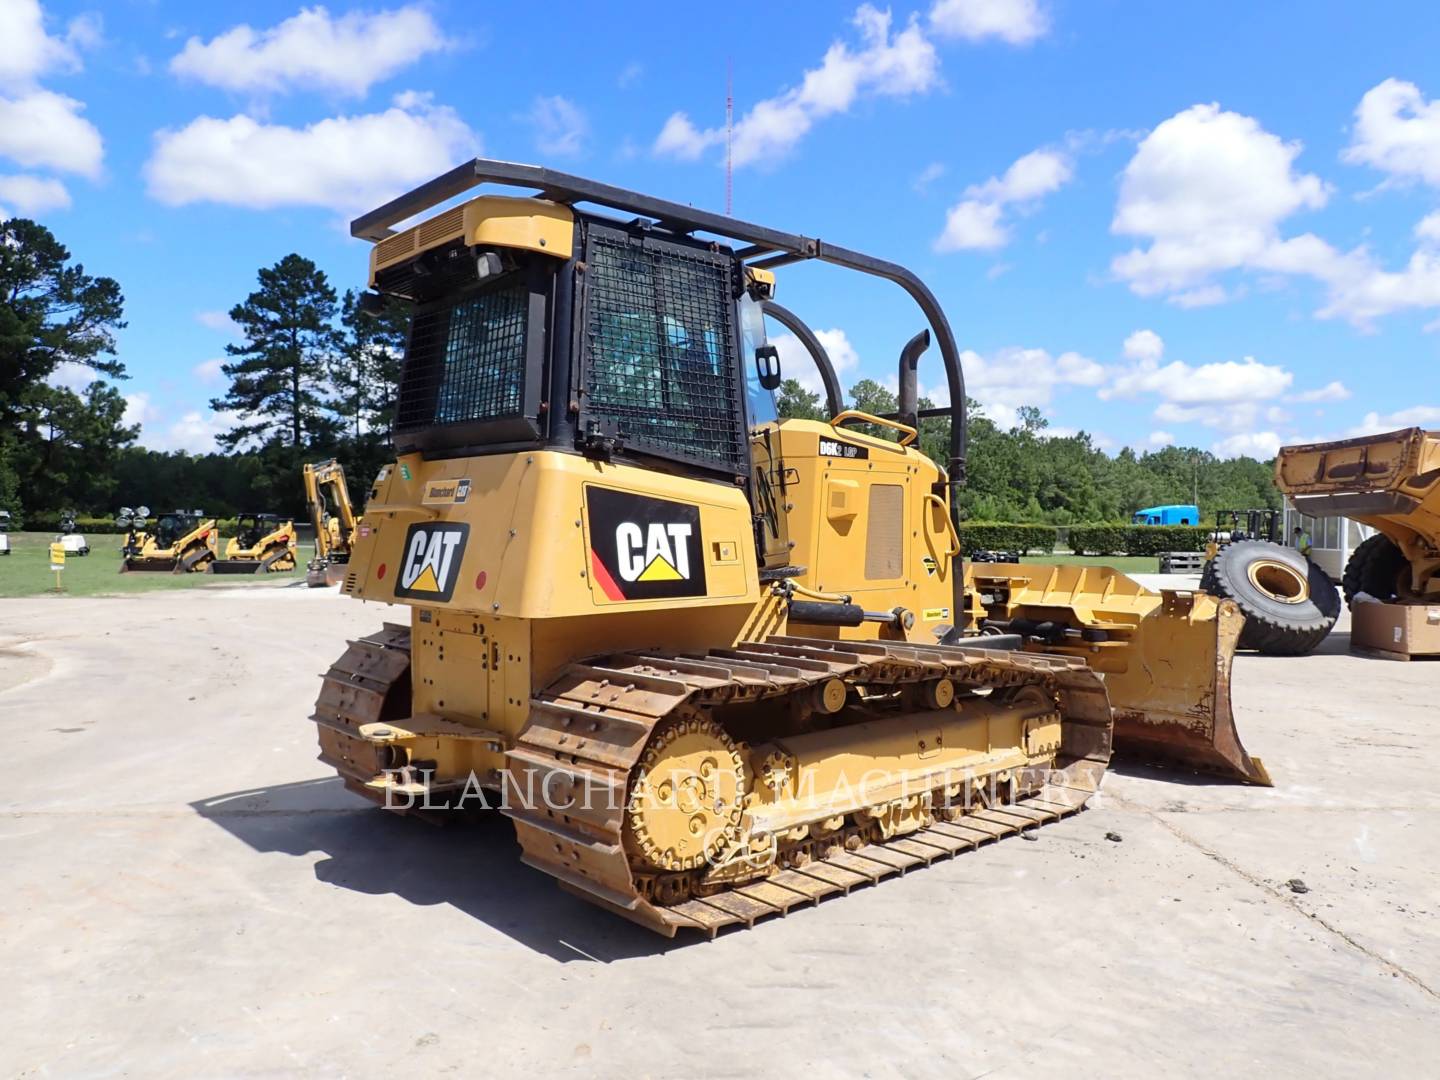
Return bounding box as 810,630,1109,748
303,460,358,587
1276,427,1440,607
309,161,1265,938
118,507,217,573
211,513,297,574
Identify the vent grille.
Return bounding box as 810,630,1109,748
865,484,905,580
417,206,465,248
394,283,529,432
375,231,413,267
582,228,745,472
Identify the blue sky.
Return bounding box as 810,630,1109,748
7,0,1440,456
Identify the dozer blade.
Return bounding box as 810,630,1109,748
966,562,1271,785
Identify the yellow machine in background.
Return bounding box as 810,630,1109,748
1277,427,1440,606
308,161,1258,937
211,513,297,575
118,507,217,573
303,460,359,587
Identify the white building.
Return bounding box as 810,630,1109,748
1282,499,1373,583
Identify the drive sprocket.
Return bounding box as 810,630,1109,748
624,713,748,873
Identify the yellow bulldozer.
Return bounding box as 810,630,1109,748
1276,427,1440,607
117,507,218,573
309,161,1265,938
303,459,359,588
210,513,298,575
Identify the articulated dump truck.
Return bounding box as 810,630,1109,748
310,161,1266,938
1276,427,1440,607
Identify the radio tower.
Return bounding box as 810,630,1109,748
725,59,733,216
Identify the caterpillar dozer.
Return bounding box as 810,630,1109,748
118,507,217,573
1276,426,1440,606
303,459,359,587
309,161,1264,939
210,513,297,574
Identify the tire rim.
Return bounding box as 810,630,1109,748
1247,559,1309,604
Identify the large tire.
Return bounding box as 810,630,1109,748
1342,534,1408,608
1207,540,1340,656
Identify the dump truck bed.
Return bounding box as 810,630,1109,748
1276,427,1440,536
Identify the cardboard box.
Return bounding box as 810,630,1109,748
1351,600,1440,659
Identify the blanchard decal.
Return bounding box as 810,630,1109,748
422,478,473,506
922,606,950,621
818,437,869,460
394,522,469,602
586,487,707,601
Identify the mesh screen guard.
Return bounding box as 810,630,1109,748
581,227,748,473
394,280,531,436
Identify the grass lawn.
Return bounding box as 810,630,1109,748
0,532,300,599
1011,553,1163,576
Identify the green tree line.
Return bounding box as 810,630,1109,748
776,378,1280,525
1,219,406,525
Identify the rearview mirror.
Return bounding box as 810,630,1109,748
754,344,782,391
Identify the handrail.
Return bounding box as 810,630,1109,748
924,493,962,559
831,410,917,447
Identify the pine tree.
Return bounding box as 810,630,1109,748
333,289,409,442
212,255,340,450
0,218,127,516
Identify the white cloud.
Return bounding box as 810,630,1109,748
123,391,158,429
654,5,939,167
770,327,861,400
1122,328,1163,363
0,90,104,177
936,147,1072,252
1148,430,1175,447
617,62,643,89
1342,78,1440,187
169,5,447,98
1214,431,1282,459
193,358,227,384
1291,380,1350,403
195,310,241,335
46,360,96,392
1107,354,1292,405
913,161,945,192
0,173,69,216
928,0,1048,44
653,113,717,161
144,94,479,212
1347,405,1440,435
1113,94,1440,327
954,345,1104,428
0,0,96,87
527,95,587,157
1111,103,1329,298
935,199,1007,251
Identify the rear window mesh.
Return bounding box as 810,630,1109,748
582,229,745,471
395,283,528,432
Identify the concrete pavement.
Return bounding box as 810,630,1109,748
1,588,1436,1078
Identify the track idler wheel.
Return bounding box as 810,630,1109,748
624,714,749,874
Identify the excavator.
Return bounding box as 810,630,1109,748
303,460,359,588
309,161,1265,938
210,513,298,574
118,507,218,573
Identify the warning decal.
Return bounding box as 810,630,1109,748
586,487,707,602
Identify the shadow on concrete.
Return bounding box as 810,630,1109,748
190,776,687,964
1107,758,1258,787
